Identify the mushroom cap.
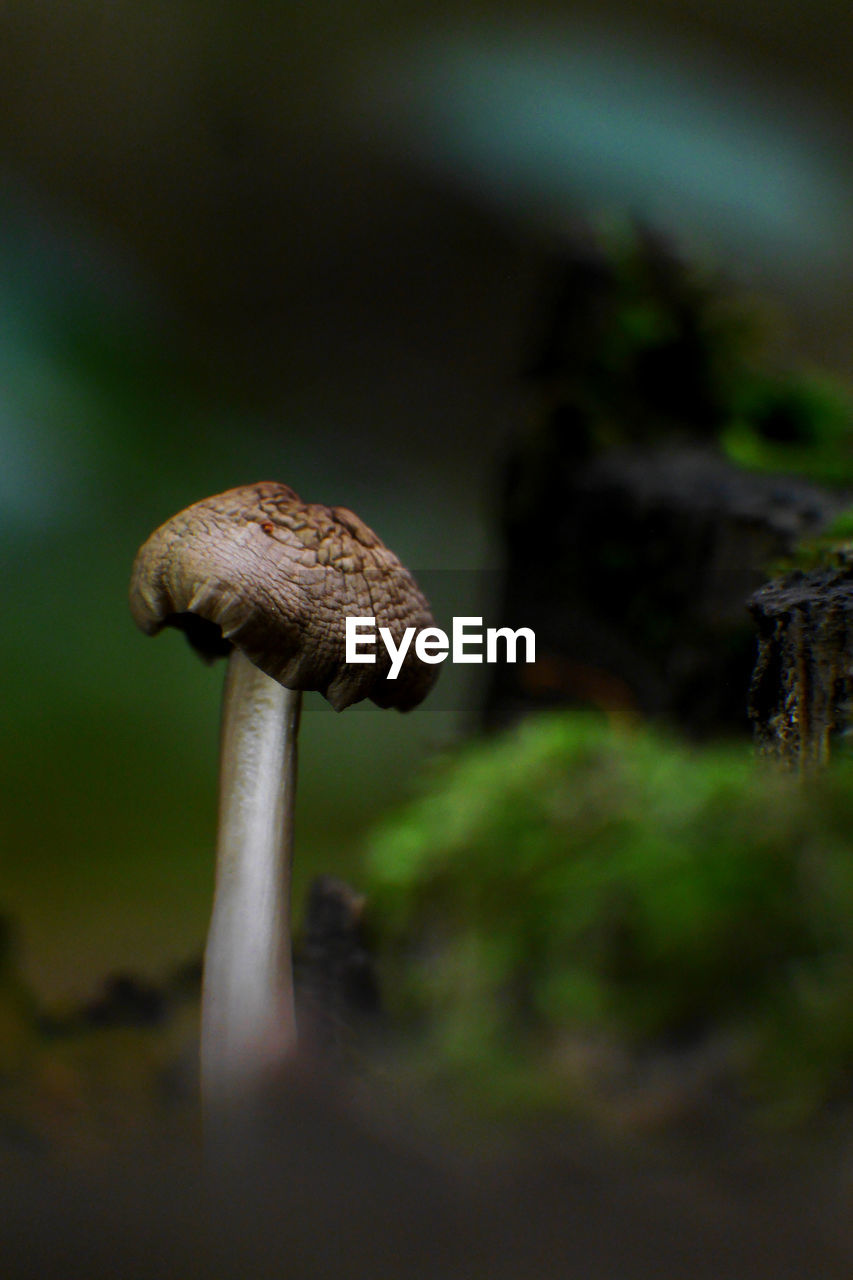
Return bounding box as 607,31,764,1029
129,482,439,712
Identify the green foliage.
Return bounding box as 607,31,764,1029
721,371,853,487
363,713,853,1118
535,224,853,485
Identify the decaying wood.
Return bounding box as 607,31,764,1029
748,560,853,768
487,444,846,734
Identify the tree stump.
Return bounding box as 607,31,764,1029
485,444,846,734
748,560,853,768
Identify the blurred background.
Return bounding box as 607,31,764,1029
3,0,853,1005
3,0,853,1215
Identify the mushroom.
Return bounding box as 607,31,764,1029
129,482,437,1114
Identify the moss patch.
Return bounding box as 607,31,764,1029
363,713,853,1120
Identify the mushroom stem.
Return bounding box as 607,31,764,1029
201,647,302,1113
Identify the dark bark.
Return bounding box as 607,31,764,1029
486,443,845,734
748,560,853,767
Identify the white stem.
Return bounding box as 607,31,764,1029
201,647,302,1114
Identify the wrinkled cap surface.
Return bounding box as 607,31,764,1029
129,482,439,711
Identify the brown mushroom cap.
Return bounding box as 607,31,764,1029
129,482,439,712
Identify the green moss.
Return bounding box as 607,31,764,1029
363,713,853,1119
769,504,853,574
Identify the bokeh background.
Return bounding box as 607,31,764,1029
6,7,853,1275
2,0,853,1078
